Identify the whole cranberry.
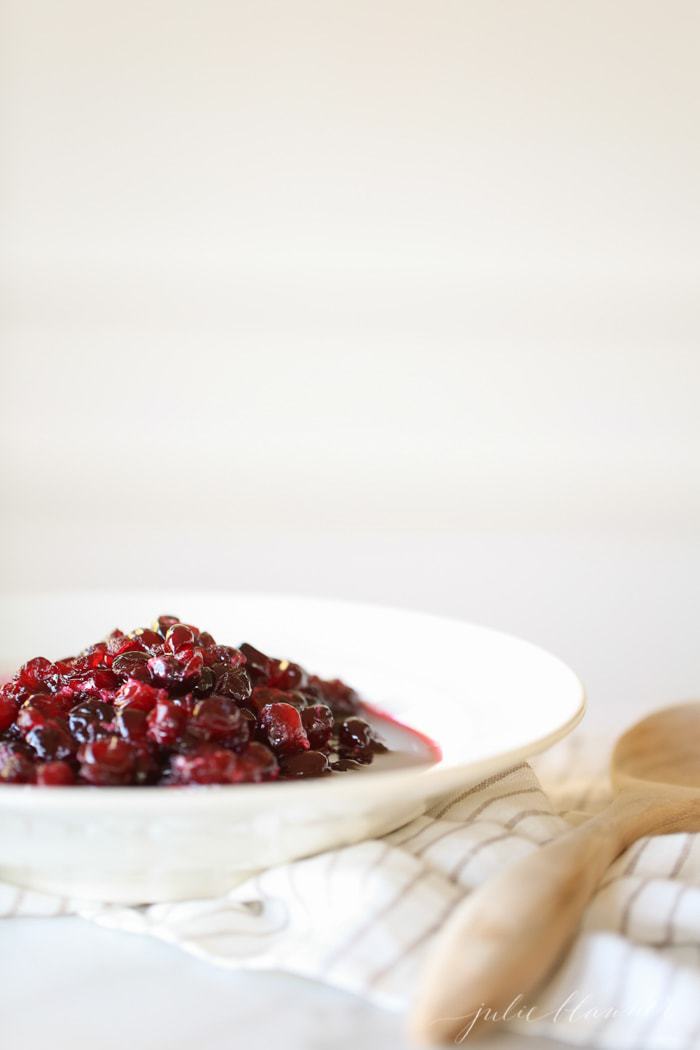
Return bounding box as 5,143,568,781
36,760,76,786
168,744,240,785
268,660,307,692
189,696,249,747
281,750,330,778
260,703,310,755
18,657,58,690
154,615,181,637
237,742,279,782
147,653,192,690
16,695,64,733
69,669,120,699
301,704,334,748
115,706,149,742
106,634,145,661
339,716,372,748
173,647,204,680
26,719,76,761
193,666,216,697
338,717,378,763
247,685,289,717
209,645,246,669
238,643,272,683
165,624,197,652
78,737,136,786
68,699,116,744
312,676,359,717
212,665,251,703
129,627,164,652
146,697,188,747
111,651,150,679
114,678,166,712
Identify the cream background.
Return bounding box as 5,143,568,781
1,0,699,581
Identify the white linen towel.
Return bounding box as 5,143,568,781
2,736,699,1050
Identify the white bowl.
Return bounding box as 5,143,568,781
0,592,585,902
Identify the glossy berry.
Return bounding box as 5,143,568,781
165,624,197,652
189,695,249,746
114,679,166,713
339,717,373,751
268,660,306,691
236,742,279,782
16,695,63,733
260,703,310,755
281,750,330,778
168,744,241,785
129,628,163,652
111,650,150,679
301,704,334,748
26,719,76,761
146,697,188,747
78,737,136,786
68,699,115,744
115,705,149,742
18,657,57,689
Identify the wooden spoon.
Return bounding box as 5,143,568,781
410,702,700,1044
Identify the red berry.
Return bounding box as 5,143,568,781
78,737,136,786
154,615,181,637
301,704,334,748
238,643,272,682
26,719,76,760
129,627,164,651
247,685,289,716
237,742,279,782
18,657,57,689
281,750,330,778
146,697,188,746
67,699,116,743
268,660,307,691
111,650,150,678
115,705,149,742
69,669,120,699
36,760,75,786
114,678,166,712
189,695,249,746
165,624,197,652
260,703,310,755
16,695,63,733
168,744,240,785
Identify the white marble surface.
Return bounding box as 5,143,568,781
2,533,699,1049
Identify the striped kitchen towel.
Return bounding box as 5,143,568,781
1,734,699,1049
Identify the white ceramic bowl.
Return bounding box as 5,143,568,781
0,592,585,902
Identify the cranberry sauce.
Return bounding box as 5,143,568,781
0,617,386,786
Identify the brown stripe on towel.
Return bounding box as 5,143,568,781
431,764,529,820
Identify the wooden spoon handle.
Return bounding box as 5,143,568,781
410,793,657,1045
